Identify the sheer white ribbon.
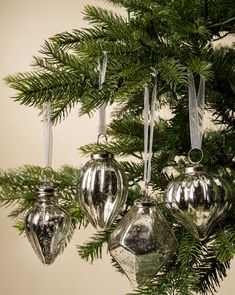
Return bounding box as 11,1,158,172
98,52,108,137
143,78,157,194
188,72,205,150
43,101,53,168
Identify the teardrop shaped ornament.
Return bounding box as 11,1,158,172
25,182,71,264
165,165,232,240
77,150,127,230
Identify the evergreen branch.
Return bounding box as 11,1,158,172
108,113,144,139
34,40,83,71
5,71,92,122
158,57,187,90
209,16,235,28
106,0,158,13
51,27,111,48
50,30,82,47
13,220,25,234
83,5,127,28
125,184,142,206
177,232,203,267
120,161,143,184
77,227,114,262
110,257,125,274
51,96,78,123
187,58,212,79
214,227,235,263
75,37,142,60
5,71,86,105
192,243,230,294
0,166,41,208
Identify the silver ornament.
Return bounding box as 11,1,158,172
165,165,232,240
109,198,177,287
77,150,127,230
25,182,71,265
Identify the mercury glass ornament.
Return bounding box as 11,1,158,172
25,182,71,265
165,165,232,240
109,198,177,287
77,150,127,230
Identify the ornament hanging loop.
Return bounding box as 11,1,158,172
40,167,55,184
188,148,204,165
97,133,108,145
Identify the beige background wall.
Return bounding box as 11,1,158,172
0,1,234,294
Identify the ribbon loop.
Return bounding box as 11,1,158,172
98,52,108,137
188,72,205,150
43,101,53,168
143,77,157,195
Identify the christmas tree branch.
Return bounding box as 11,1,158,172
77,227,114,262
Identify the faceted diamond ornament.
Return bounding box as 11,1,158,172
76,150,127,230
25,182,71,265
165,165,232,240
109,198,177,286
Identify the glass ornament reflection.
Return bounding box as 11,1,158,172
109,198,177,286
77,150,127,230
25,182,71,265
165,165,232,240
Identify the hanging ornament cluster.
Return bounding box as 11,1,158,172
109,78,177,286
23,56,231,283
76,53,127,230
25,101,71,264
164,72,232,240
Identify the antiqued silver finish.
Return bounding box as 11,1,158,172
109,198,177,287
25,182,71,265
165,165,232,240
77,150,127,230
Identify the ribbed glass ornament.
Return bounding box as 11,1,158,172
25,182,71,265
109,198,177,287
165,165,232,240
76,150,127,230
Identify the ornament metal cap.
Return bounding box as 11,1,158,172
37,182,57,199
134,198,156,207
185,165,204,174
91,150,114,160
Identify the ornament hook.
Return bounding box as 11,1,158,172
188,148,203,165
97,133,108,145
40,167,55,184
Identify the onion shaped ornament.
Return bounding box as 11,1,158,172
165,165,232,240
109,198,177,287
76,150,127,230
25,182,71,265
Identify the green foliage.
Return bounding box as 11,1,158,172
0,165,82,229
214,227,235,263
77,227,114,262
2,0,235,294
